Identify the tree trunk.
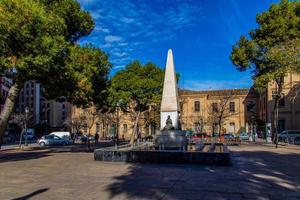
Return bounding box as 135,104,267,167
273,77,283,148
273,99,279,147
130,111,140,146
218,118,222,137
87,129,91,151
0,83,20,149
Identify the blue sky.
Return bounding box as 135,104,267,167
78,0,279,90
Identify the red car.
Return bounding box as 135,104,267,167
191,133,209,141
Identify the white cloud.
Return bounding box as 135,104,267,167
100,43,113,48
121,17,135,24
94,26,110,33
104,35,122,43
113,52,128,57
114,65,126,69
78,0,204,68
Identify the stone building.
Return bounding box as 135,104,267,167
258,72,300,132
179,88,258,135
70,106,159,140
15,80,71,130
69,73,300,139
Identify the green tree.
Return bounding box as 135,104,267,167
108,61,164,145
0,0,111,147
230,0,300,144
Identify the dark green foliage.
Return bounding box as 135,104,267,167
108,61,164,112
230,0,300,90
0,0,111,107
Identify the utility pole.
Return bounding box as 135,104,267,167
25,106,29,146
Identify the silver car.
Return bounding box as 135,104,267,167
38,134,71,146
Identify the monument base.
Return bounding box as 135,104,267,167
154,130,188,150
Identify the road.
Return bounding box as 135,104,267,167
1,144,300,200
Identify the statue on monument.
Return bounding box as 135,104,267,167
163,115,175,130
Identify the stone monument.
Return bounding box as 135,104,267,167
154,49,188,150
160,49,179,129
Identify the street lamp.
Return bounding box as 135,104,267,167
115,99,123,149
25,106,29,146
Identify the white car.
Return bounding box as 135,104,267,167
37,135,71,146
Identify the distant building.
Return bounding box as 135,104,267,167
179,88,258,135
70,88,258,138
16,81,71,130
16,81,41,124
41,100,72,129
258,72,300,132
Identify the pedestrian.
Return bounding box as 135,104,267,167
94,133,99,144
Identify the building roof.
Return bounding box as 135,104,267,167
179,87,258,97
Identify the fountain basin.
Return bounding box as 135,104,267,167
94,143,231,166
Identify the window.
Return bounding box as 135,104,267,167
212,103,218,112
194,101,200,112
278,119,285,133
229,102,235,112
96,123,100,133
62,111,65,121
194,123,199,131
123,124,128,133
229,122,235,133
279,97,285,107
180,102,183,112
62,104,65,109
247,101,255,113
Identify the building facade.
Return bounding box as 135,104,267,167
258,72,300,132
179,88,258,135
16,80,71,131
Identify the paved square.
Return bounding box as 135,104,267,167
1,144,300,200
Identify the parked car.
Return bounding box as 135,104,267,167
3,135,16,144
223,133,235,140
190,133,209,143
37,134,71,146
238,133,249,141
50,131,71,139
192,133,209,139
278,130,300,143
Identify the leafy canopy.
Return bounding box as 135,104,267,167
230,0,300,89
0,0,110,107
108,61,164,112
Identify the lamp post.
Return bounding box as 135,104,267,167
116,107,119,149
25,106,29,146
115,99,122,149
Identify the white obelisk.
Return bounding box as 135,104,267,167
160,49,179,130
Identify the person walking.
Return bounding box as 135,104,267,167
94,133,99,144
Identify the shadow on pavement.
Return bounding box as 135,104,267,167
12,188,49,200
0,141,116,163
105,149,300,199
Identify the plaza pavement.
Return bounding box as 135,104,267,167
0,144,300,200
